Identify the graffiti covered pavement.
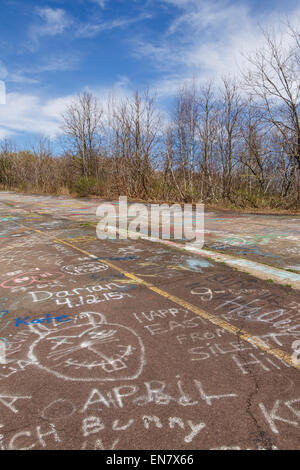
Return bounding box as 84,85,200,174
0,191,299,450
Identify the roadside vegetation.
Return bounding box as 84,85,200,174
1,23,300,210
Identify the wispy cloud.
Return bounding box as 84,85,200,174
76,12,152,38
0,59,39,85
33,54,80,73
0,53,78,91
89,0,107,8
133,0,300,95
29,7,72,46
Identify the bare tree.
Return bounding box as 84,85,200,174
243,27,300,200
217,77,243,200
172,82,199,200
196,81,218,199
107,89,161,198
61,91,103,178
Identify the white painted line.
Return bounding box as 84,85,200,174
99,225,300,290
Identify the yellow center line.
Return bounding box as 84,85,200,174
15,223,300,370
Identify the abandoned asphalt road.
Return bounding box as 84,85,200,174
0,192,299,450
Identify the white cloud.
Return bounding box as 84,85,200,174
37,7,71,35
30,7,72,45
0,93,72,139
0,80,133,139
135,0,300,92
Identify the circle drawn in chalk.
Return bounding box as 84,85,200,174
41,399,76,420
61,263,108,275
28,314,145,382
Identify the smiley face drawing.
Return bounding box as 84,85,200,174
28,312,145,382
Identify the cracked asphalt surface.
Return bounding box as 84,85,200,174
0,192,299,450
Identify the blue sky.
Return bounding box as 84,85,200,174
0,0,299,146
